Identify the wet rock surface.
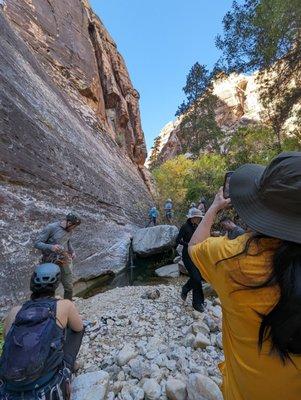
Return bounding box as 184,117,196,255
0,1,152,307
75,284,224,399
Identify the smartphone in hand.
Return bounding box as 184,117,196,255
223,171,234,199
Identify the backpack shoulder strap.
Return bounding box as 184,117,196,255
17,298,58,319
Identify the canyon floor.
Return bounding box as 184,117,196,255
72,283,224,400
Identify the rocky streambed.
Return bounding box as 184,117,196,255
72,284,224,400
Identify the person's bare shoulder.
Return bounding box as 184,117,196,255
58,299,73,310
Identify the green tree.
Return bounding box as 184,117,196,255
152,155,194,217
226,125,279,168
227,124,301,169
176,63,223,155
152,154,227,224
186,154,227,205
216,0,301,147
147,136,162,169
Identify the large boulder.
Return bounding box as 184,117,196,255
155,264,179,278
71,371,109,400
132,225,179,256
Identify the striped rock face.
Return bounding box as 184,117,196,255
0,1,152,308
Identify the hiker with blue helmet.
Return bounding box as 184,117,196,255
164,199,174,224
147,206,159,226
35,212,81,300
0,263,84,400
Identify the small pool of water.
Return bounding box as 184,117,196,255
78,250,185,299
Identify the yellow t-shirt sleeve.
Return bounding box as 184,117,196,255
189,235,241,286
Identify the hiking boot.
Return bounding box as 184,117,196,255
193,303,205,313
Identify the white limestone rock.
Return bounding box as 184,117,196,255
193,333,211,349
187,373,223,400
143,378,162,400
166,378,187,400
117,344,137,366
71,371,109,400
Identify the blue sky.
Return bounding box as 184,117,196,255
90,0,238,152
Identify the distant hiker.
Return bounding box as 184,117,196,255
147,206,159,226
197,197,206,214
188,202,196,214
164,199,174,224
34,212,81,300
176,208,205,312
0,263,84,400
220,216,245,240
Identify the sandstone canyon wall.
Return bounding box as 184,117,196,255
147,73,263,168
0,0,152,308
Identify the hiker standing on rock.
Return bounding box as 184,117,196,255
147,206,159,227
189,152,301,400
34,212,81,300
0,263,84,400
164,199,174,224
176,208,205,312
188,202,197,214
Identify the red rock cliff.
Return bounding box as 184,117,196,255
0,0,152,308
3,0,147,165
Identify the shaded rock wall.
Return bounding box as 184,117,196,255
0,1,152,307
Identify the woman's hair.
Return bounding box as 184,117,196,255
30,289,56,300
258,240,301,362
219,235,301,362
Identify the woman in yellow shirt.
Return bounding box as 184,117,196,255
189,152,301,400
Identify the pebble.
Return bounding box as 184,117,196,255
187,373,223,400
143,378,162,400
193,332,211,349
117,344,137,366
165,378,187,400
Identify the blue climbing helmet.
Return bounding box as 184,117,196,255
30,263,61,293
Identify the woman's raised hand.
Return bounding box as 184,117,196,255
211,187,231,212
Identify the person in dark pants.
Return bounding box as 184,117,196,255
177,208,205,312
0,263,84,400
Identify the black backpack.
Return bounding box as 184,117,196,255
0,298,64,384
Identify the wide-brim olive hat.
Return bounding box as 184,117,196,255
229,152,301,244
